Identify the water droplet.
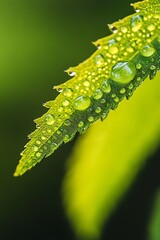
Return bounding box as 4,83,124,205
78,121,84,128
45,114,55,125
121,26,128,33
62,100,70,107
32,145,38,152
128,84,134,90
88,116,94,122
94,55,104,65
64,120,71,126
136,63,142,69
120,88,126,94
111,61,137,83
63,88,73,97
64,135,70,142
141,44,155,57
95,107,102,113
108,24,117,33
74,96,91,111
109,45,119,54
136,77,142,82
83,81,90,87
36,152,41,158
147,24,155,31
131,15,143,32
41,136,46,141
114,97,119,103
93,89,103,99
36,140,41,145
101,99,106,104
57,88,63,93
101,80,111,93
68,71,76,77
150,65,156,70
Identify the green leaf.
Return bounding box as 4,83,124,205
62,73,160,239
14,0,160,176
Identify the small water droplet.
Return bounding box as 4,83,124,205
114,97,119,103
32,145,38,152
120,88,126,94
147,24,155,31
88,116,94,122
68,71,76,77
36,140,41,145
83,81,90,87
64,120,71,126
111,61,137,83
62,100,70,107
45,114,55,125
141,44,155,57
121,26,128,33
136,63,142,69
95,107,102,113
64,135,70,142
36,152,41,158
108,24,117,33
63,88,73,97
78,121,84,128
41,136,46,141
150,65,156,70
93,89,103,100
101,80,111,93
131,15,143,32
74,96,91,111
101,99,106,104
94,55,104,65
128,84,134,90
57,88,63,93
136,77,142,82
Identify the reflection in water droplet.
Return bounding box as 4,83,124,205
141,45,155,57
45,114,55,125
74,96,91,111
101,80,111,93
120,88,126,94
111,61,137,83
68,71,76,77
93,89,103,100
131,15,143,32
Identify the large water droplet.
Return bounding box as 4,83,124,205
131,15,143,32
101,80,111,93
74,96,91,111
141,44,155,57
45,114,55,125
111,61,137,83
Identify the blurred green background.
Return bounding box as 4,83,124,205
0,0,160,239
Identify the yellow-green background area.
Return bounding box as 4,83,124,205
0,0,159,239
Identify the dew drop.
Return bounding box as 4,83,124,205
45,114,55,125
131,15,143,32
74,96,91,111
95,107,102,113
93,89,103,100
68,71,76,77
64,120,71,126
150,65,156,70
136,63,142,69
111,61,137,83
101,80,111,93
64,135,70,142
36,152,41,158
62,100,70,107
120,88,126,94
78,121,84,128
94,54,104,65
114,97,119,103
83,81,90,87
32,145,38,152
63,88,73,97
109,46,119,54
36,140,41,145
147,24,155,31
141,44,155,57
88,116,94,122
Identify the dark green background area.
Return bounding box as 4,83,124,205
0,0,159,239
